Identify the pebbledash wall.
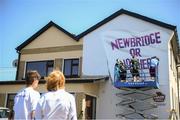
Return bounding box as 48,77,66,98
0,9,179,119
82,10,179,119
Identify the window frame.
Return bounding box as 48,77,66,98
63,58,80,78
6,93,16,111
25,60,54,79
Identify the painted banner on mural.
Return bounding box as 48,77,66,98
102,30,160,88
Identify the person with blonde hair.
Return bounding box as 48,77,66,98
13,70,41,120
35,70,77,120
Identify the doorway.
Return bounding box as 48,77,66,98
85,95,96,119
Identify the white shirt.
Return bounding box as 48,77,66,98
13,87,40,120
150,58,159,67
35,89,77,120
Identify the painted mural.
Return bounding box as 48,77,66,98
102,30,161,88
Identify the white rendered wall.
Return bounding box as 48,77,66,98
83,14,174,119
168,35,179,118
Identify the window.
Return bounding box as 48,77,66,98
26,60,54,79
63,59,79,77
6,94,16,111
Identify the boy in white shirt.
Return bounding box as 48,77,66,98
13,70,41,120
35,70,77,120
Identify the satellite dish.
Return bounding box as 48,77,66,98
12,59,18,67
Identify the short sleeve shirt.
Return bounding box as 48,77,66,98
13,87,40,120
35,89,77,120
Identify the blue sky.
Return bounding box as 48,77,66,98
0,0,180,80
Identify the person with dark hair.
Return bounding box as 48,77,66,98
119,60,127,82
130,55,140,82
13,70,41,120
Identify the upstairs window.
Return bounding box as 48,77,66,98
26,60,54,79
63,59,79,78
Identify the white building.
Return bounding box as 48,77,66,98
0,9,179,119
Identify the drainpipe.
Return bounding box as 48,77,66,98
176,64,180,118
15,51,21,80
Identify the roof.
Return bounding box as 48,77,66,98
16,21,78,51
76,9,176,39
0,76,109,85
16,9,177,51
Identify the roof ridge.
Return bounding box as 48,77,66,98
76,9,176,39
16,9,176,51
16,21,77,51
